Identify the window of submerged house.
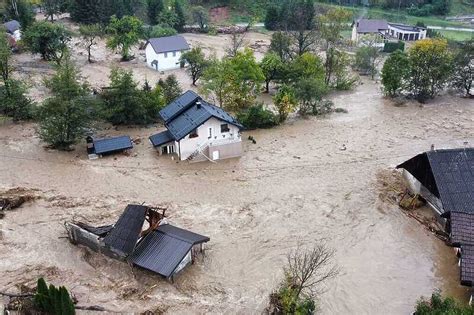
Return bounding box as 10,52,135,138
189,129,198,138
220,124,230,133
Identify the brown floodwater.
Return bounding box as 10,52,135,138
1,78,473,314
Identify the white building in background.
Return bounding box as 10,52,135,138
352,19,427,44
387,23,427,41
145,35,190,71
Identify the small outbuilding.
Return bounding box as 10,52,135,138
3,20,21,49
388,23,427,41
352,19,427,43
145,35,190,71
86,135,133,158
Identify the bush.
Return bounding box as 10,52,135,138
384,41,405,53
299,99,335,116
237,104,279,129
414,291,474,314
34,278,75,315
149,25,177,38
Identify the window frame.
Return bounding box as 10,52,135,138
189,129,199,138
220,124,230,133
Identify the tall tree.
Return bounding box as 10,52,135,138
41,0,69,22
70,0,115,25
274,84,297,122
173,0,186,32
191,6,208,31
106,15,143,61
5,0,35,29
260,52,284,93
158,74,183,103
22,21,71,64
264,5,280,31
147,0,164,25
407,38,452,102
180,47,209,86
282,0,317,56
79,24,103,63
381,50,410,97
269,31,292,62
38,56,96,149
451,40,473,98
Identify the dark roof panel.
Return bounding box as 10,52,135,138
147,35,190,54
149,130,175,147
4,20,20,33
93,136,133,155
450,212,474,247
157,224,210,245
389,23,425,31
159,90,200,122
356,19,388,33
397,148,474,214
103,205,148,256
130,231,192,278
461,244,474,286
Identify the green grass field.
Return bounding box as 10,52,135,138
437,29,474,40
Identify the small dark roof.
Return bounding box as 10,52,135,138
448,212,474,247
4,20,20,33
157,224,210,244
130,224,209,278
166,100,243,141
159,90,200,123
397,148,474,214
356,19,388,33
76,222,114,237
92,136,133,155
389,23,425,32
149,130,175,147
147,35,190,54
103,204,148,256
461,244,474,286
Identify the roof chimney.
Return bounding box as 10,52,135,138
196,101,201,109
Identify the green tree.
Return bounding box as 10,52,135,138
236,104,278,129
191,6,208,31
407,38,452,102
274,84,297,122
157,9,177,28
0,31,33,121
288,52,325,83
22,21,71,64
101,68,161,125
173,0,186,32
355,45,381,79
181,47,208,86
283,0,317,56
69,0,115,25
158,74,183,103
381,50,410,97
38,56,95,149
201,49,264,112
269,31,292,62
34,278,75,315
79,24,103,63
147,25,177,38
42,0,69,22
106,15,143,61
5,0,35,29
295,77,329,115
415,291,474,314
147,0,164,25
451,40,473,98
264,5,280,31
260,52,284,93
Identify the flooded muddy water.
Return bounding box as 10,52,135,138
1,78,473,314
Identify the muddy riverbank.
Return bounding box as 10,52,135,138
1,77,472,313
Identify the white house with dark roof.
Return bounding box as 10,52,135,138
149,90,243,162
3,20,21,48
352,19,427,43
387,23,427,41
145,35,190,71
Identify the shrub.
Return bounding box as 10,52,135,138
414,291,474,314
383,41,405,53
237,104,279,129
34,278,75,315
149,25,177,38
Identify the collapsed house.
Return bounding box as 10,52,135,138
149,90,243,162
397,148,474,300
65,204,209,280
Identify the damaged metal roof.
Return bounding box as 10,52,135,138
103,204,148,256
92,135,133,155
130,224,209,278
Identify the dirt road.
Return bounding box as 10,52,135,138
1,75,473,313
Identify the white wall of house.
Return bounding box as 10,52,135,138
178,117,241,160
145,44,188,71
351,24,358,41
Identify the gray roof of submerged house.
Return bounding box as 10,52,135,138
130,224,209,278
92,135,133,155
103,204,148,256
446,212,474,247
461,244,474,286
388,23,426,32
3,20,20,33
355,19,388,33
159,90,200,123
147,35,190,54
151,91,243,145
397,148,474,214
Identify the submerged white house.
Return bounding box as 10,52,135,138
145,35,190,71
149,90,243,162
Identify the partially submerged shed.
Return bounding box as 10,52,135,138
86,135,133,158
